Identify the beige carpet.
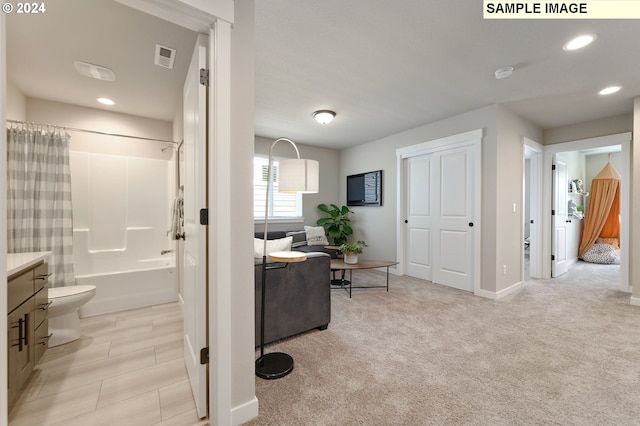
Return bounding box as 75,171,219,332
247,261,640,425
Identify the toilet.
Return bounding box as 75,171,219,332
48,285,97,347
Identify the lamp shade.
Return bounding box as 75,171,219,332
278,158,319,193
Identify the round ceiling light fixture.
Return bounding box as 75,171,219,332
598,86,621,95
313,110,336,124
563,34,596,51
494,66,514,80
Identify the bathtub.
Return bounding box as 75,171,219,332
77,254,178,317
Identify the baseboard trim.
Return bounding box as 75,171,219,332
630,296,640,307
231,396,259,426
475,281,524,300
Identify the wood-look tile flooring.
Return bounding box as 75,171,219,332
8,302,205,426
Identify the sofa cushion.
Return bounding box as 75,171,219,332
304,226,329,246
253,236,292,258
254,231,287,240
286,230,307,248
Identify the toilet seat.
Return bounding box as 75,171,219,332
49,285,96,299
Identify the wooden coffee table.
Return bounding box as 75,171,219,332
330,259,399,298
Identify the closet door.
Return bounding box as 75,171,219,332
432,146,475,292
403,140,478,292
405,154,434,281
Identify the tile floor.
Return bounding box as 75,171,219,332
8,302,206,426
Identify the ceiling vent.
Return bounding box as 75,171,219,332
155,44,176,69
74,61,116,81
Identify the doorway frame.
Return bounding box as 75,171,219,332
523,138,544,280
396,128,482,294
541,132,631,292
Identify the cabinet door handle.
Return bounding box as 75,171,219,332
22,313,29,346
40,300,54,311
40,333,53,346
35,273,52,281
12,318,24,351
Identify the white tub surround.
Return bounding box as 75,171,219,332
69,149,177,316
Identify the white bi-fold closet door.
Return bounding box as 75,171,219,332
399,130,481,293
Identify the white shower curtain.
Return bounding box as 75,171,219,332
6,124,75,288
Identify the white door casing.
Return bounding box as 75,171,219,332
523,139,543,280
397,129,481,294
182,34,208,419
551,156,569,277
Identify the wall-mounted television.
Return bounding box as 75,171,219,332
347,170,382,207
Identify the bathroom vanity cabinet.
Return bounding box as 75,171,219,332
7,252,51,406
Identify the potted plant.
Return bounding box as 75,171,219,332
316,204,354,246
339,240,367,264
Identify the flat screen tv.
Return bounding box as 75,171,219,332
347,170,382,206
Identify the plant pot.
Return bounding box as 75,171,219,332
344,253,358,264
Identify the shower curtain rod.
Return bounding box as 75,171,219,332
6,119,178,145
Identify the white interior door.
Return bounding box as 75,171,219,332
552,156,569,277
182,35,208,419
432,146,475,292
405,155,433,281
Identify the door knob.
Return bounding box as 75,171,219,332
404,220,408,224
469,222,474,227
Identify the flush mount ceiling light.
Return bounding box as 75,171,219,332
563,34,597,51
74,61,116,81
598,86,621,95
97,97,116,106
313,110,336,124
494,66,514,80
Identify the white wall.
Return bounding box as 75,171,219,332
544,113,632,145
254,135,340,233
339,104,542,295
230,0,259,419
25,98,174,157
6,80,25,120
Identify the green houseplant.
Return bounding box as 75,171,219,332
316,204,353,246
338,240,367,264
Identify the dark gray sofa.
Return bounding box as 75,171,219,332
254,231,333,346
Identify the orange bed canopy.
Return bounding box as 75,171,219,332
578,162,620,258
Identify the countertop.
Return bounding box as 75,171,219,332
7,252,52,277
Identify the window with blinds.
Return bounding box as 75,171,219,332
253,156,302,221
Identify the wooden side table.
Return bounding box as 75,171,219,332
329,259,399,298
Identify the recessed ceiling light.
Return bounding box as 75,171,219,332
313,110,336,124
97,97,116,105
598,86,621,95
563,34,596,51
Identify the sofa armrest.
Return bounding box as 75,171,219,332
255,252,331,346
